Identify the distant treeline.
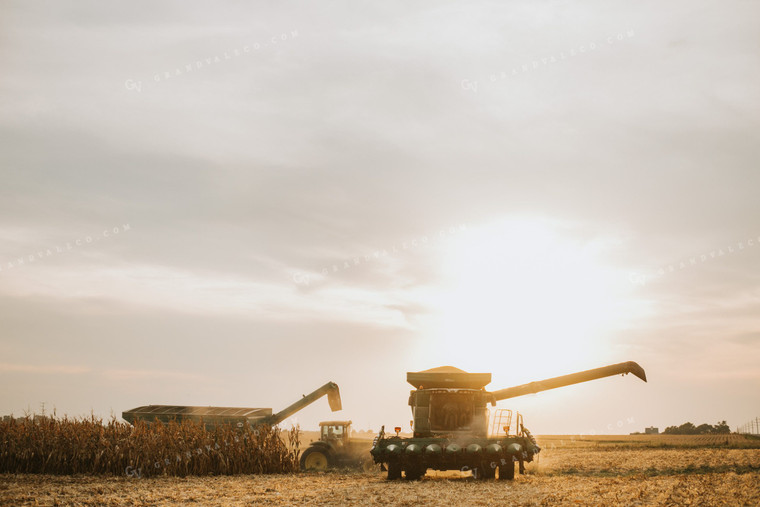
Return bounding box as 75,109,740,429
663,421,731,435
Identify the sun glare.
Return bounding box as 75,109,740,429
422,217,636,381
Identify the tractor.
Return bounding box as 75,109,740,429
300,420,375,471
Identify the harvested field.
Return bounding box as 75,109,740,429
1,471,759,506
536,434,760,449
1,436,758,505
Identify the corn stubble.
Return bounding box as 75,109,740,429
0,415,300,476
1,430,758,505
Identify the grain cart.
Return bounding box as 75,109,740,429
122,381,342,430
370,362,647,480
299,420,376,471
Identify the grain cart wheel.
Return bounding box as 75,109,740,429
300,447,332,471
499,459,515,480
387,462,402,480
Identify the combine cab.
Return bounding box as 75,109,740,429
370,362,647,480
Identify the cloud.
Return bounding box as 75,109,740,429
0,363,91,375
0,0,759,431
101,368,208,383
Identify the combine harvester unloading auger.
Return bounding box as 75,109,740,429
370,361,647,480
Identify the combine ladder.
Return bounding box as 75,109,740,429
489,408,513,437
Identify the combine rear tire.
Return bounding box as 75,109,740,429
300,447,332,471
387,462,402,480
499,460,515,480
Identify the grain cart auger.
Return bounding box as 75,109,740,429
122,381,342,430
370,361,647,481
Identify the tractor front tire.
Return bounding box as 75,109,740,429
300,447,332,471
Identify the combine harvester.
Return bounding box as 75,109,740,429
371,361,647,480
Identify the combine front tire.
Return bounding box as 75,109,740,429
300,447,332,471
499,460,515,480
405,465,426,480
479,462,496,479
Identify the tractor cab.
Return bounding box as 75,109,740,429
319,420,352,447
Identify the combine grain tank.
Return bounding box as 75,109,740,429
370,362,647,480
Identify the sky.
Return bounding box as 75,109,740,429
0,1,758,435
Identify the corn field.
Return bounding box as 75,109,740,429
0,415,300,476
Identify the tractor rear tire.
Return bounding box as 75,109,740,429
387,462,402,480
499,460,515,480
300,447,332,471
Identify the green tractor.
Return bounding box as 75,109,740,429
371,362,647,480
300,420,375,471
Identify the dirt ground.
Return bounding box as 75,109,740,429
2,441,759,506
